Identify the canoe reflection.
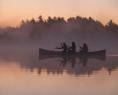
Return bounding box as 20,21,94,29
0,50,117,76
37,55,116,76
40,54,106,68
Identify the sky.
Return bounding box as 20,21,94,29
0,0,118,27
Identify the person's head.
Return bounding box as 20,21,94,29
83,43,87,46
63,42,66,46
72,41,75,45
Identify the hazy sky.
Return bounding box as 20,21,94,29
0,0,118,27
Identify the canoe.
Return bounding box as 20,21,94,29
39,48,106,60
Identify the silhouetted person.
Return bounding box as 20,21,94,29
61,42,68,53
80,43,88,54
56,42,68,53
69,42,76,53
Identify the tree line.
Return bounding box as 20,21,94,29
0,16,118,41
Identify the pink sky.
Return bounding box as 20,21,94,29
0,0,118,27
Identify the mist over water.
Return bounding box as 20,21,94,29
0,41,118,95
0,16,118,54
1,17,118,92
1,0,118,93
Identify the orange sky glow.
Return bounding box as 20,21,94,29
0,0,118,27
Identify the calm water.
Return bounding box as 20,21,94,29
0,47,118,95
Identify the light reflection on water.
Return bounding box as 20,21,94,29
0,49,118,95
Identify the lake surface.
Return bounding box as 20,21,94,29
0,47,118,95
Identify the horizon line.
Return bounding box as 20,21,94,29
0,15,117,28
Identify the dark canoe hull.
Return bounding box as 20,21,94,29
39,48,106,60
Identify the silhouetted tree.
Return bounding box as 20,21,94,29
0,15,118,43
